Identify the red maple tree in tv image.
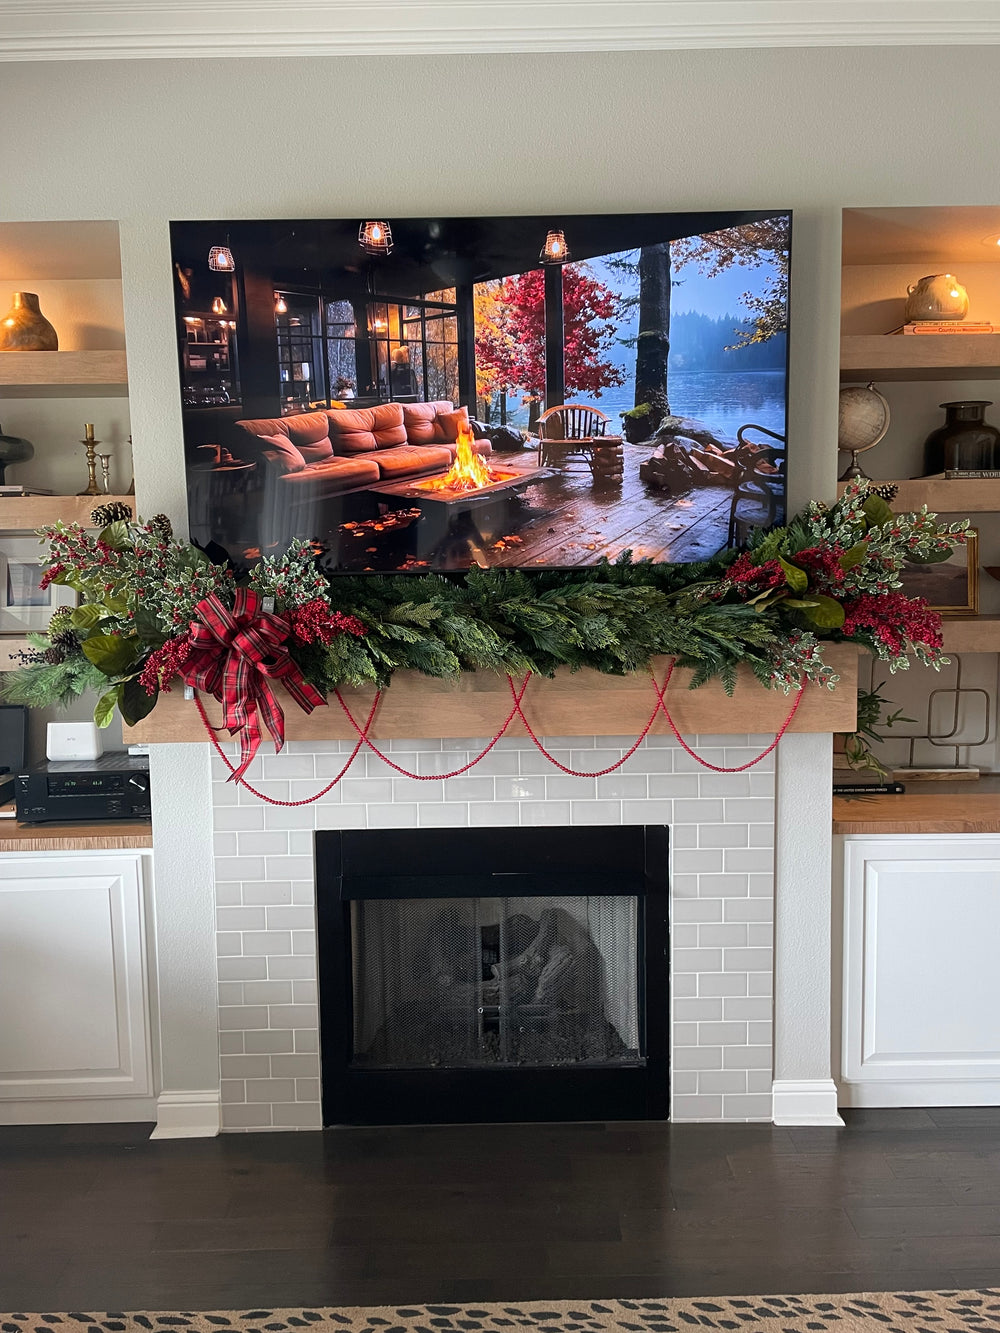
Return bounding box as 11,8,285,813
475,265,624,429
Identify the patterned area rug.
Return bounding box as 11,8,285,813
4,1294,1000,1333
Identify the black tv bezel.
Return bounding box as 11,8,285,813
170,208,792,575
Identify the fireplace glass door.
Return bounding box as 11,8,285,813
317,825,668,1124
351,895,641,1070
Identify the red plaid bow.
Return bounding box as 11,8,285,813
180,588,325,781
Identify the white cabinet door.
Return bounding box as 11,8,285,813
0,854,151,1099
841,836,1000,1106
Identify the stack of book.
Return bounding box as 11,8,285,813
0,483,53,496
833,778,906,795
890,321,1000,334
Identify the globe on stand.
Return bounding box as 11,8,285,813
838,382,890,481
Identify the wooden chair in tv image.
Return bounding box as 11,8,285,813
726,423,786,547
536,403,611,474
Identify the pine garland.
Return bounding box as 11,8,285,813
0,483,970,732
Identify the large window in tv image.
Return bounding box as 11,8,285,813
170,212,790,573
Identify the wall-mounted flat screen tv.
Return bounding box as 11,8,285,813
170,211,790,573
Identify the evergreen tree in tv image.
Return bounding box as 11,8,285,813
170,211,789,574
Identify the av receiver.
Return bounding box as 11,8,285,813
16,755,151,823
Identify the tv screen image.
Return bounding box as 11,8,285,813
170,211,790,573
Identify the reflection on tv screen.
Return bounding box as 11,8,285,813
170,211,790,573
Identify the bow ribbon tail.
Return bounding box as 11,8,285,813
255,674,287,756
230,701,262,783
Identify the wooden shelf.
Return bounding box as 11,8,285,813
123,644,859,745
0,494,135,530
942,616,1000,653
0,815,152,853
834,777,1000,835
841,333,1000,381
0,349,127,389
837,476,1000,513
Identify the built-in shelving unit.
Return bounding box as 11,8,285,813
941,615,1000,653
0,816,152,853
0,494,135,530
837,477,1000,513
841,333,1000,382
833,777,1000,835
0,350,127,389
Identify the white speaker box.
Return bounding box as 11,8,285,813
46,721,104,762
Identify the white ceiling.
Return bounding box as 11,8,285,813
843,208,1000,266
0,222,123,280
0,0,998,61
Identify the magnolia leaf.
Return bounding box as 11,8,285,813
93,687,120,729
748,589,785,613
862,494,894,528
840,541,869,571
81,633,140,676
905,547,955,565
801,593,846,629
105,596,131,616
782,596,821,609
71,603,107,630
119,675,157,727
100,520,132,551
778,556,808,592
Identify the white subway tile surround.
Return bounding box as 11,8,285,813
211,733,775,1131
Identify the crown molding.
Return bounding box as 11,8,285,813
1,1,999,61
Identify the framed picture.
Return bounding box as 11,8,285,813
898,528,979,616
0,537,76,632
0,637,32,671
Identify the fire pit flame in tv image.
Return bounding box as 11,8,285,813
419,424,497,496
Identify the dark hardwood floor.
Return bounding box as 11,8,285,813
3,1110,1000,1310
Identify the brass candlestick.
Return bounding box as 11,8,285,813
78,423,101,496
98,453,113,494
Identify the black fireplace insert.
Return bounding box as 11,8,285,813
316,825,669,1125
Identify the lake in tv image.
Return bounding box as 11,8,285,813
170,212,789,573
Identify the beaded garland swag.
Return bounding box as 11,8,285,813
1,482,967,795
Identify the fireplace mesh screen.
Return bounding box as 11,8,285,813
350,895,641,1069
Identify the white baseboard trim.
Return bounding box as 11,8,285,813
840,1080,1000,1107
0,1096,157,1125
150,1090,221,1139
772,1078,845,1125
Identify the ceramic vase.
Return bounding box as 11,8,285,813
904,274,969,322
923,400,1000,475
0,292,58,351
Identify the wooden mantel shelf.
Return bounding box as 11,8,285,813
123,644,859,744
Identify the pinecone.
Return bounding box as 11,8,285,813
48,607,75,636
91,500,133,527
148,513,173,540
870,483,899,503
43,646,66,666
50,629,78,652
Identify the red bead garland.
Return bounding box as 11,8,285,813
197,664,807,804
